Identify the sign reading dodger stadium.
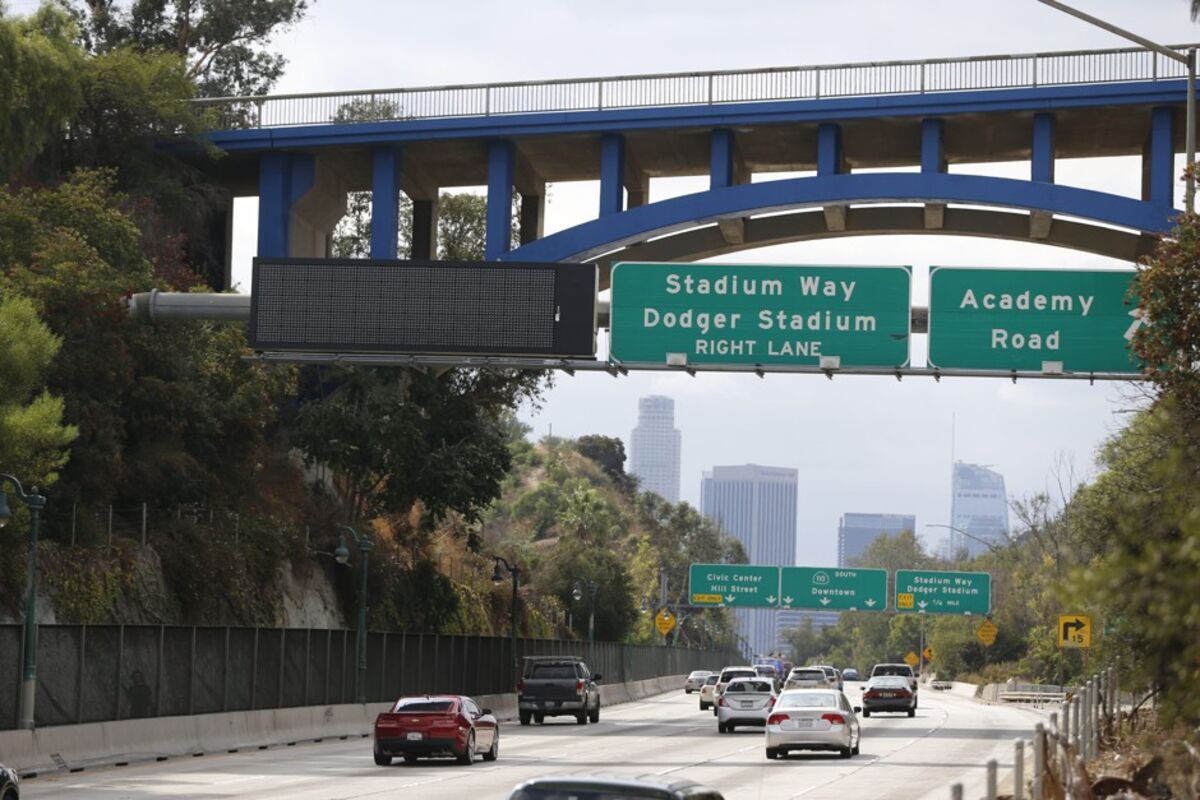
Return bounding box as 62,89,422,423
249,258,597,357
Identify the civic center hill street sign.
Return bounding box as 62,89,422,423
610,263,911,368
927,267,1139,374
689,563,781,608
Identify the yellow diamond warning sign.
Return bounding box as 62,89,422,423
655,608,676,636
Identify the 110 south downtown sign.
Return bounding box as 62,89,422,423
610,263,912,368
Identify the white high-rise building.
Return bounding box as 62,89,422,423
950,462,1009,558
701,465,798,656
630,396,681,503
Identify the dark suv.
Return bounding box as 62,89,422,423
517,657,602,726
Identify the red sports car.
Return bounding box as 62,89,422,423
373,695,499,765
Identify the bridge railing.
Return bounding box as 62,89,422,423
195,44,1197,130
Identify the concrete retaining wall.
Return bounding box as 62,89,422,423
0,675,683,776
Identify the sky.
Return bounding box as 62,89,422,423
226,0,1194,566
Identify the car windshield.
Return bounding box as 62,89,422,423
530,664,578,679
726,680,773,693
393,699,454,712
778,692,839,708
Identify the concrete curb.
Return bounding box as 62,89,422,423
1,677,682,777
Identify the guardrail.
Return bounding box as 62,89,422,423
949,667,1120,800
193,43,1198,130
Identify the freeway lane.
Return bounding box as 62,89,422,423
21,683,1043,799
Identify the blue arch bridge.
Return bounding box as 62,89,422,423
147,44,1196,378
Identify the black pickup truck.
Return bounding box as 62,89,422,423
517,656,602,726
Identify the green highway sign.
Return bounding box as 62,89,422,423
779,567,888,611
928,267,1140,373
895,569,991,616
689,563,781,607
610,263,911,368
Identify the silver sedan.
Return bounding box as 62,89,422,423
716,678,778,733
765,688,861,759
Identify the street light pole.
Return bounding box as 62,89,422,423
492,556,520,689
1036,0,1195,211
334,524,372,704
0,474,47,730
925,523,1007,558
572,579,597,663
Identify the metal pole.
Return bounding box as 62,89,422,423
1187,49,1196,212
510,569,519,689
357,544,369,704
18,493,45,729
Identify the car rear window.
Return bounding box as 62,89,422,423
705,675,719,685
393,699,455,712
874,665,913,677
778,692,838,708
530,664,578,679
871,676,910,687
726,680,773,693
789,670,827,681
721,669,756,681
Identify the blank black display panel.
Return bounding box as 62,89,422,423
250,258,596,357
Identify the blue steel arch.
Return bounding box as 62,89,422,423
502,172,1176,265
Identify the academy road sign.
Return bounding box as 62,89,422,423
1057,614,1092,648
779,567,888,611
928,267,1139,374
894,570,991,616
689,564,780,608
610,263,911,368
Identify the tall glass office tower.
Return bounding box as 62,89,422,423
630,396,681,503
950,462,1009,558
701,465,798,656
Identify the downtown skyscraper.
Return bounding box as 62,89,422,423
629,396,681,503
701,465,798,656
950,462,1009,558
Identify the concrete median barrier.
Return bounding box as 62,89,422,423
0,676,684,776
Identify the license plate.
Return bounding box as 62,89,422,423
740,701,754,708
795,719,813,728
881,692,895,697
406,732,423,741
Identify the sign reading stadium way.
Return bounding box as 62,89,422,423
610,263,911,368
779,567,888,611
895,569,991,616
928,267,1139,374
689,564,781,608
250,258,597,357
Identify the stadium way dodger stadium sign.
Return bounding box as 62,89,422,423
610,263,911,368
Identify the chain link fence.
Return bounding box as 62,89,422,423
0,624,739,730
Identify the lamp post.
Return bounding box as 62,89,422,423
1037,0,1195,211
572,579,597,662
333,524,372,704
925,523,1007,558
491,556,520,689
0,474,47,730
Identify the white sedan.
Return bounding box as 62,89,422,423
716,678,777,733
765,688,861,759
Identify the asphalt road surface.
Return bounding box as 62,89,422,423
21,683,1044,799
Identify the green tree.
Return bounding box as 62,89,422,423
68,0,308,97
0,294,78,486
575,434,638,495
0,4,82,181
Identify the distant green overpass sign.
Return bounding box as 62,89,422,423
894,569,991,615
689,563,780,607
779,567,888,611
928,267,1139,374
611,263,911,368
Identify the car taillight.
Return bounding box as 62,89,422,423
575,680,585,694
864,691,879,699
897,690,912,698
718,697,727,707
821,713,846,725
516,680,525,694
767,713,789,725
767,696,776,708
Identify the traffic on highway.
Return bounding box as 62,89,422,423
16,659,1046,800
